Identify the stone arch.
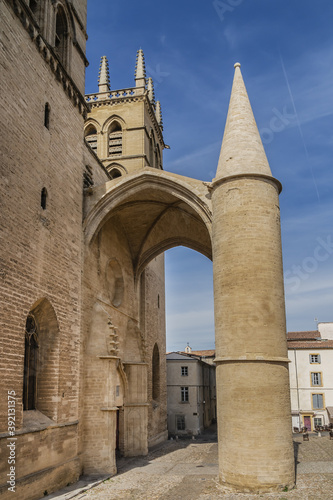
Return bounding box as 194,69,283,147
102,114,126,134
84,118,101,134
24,297,60,421
84,170,212,281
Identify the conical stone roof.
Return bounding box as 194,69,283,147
215,63,272,180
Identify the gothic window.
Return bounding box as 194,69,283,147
85,125,97,154
23,315,39,410
108,121,122,157
44,103,50,129
54,6,68,66
152,343,160,400
85,125,98,153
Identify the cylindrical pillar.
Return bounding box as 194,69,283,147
212,174,295,492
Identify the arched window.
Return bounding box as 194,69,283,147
23,315,39,410
109,168,122,179
54,6,68,66
85,125,98,153
41,187,47,209
44,103,50,129
108,121,122,157
23,299,60,419
152,343,160,400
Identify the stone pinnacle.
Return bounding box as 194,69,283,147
215,63,272,180
98,55,111,93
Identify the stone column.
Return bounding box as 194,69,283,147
212,175,295,492
211,63,295,492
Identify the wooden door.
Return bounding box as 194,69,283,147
303,416,311,431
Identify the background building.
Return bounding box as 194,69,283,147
166,350,216,436
288,322,333,431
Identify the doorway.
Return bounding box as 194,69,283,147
303,415,312,431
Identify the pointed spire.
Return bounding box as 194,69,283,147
98,56,110,93
135,49,146,88
147,77,155,105
215,63,272,180
155,101,163,130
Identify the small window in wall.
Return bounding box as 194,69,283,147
149,135,154,167
157,294,160,308
311,372,322,386
44,103,50,129
85,125,98,153
41,187,47,209
312,393,324,409
181,386,189,402
152,344,160,400
310,354,321,364
176,415,185,431
23,315,39,410
181,366,188,376
108,121,122,157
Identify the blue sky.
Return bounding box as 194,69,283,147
85,1,333,352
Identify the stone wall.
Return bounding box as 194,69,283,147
0,1,87,497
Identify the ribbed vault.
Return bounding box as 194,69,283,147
84,169,212,279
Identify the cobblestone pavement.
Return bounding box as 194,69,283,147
53,433,333,500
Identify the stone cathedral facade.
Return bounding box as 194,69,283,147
0,0,295,498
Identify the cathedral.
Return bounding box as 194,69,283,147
1,1,296,498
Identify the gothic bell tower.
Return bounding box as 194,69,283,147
84,50,166,178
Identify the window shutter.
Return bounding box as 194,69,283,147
318,354,321,363
309,354,312,363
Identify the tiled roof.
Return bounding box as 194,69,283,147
287,331,319,340
186,350,216,357
287,340,333,349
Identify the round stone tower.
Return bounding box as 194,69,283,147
212,63,295,492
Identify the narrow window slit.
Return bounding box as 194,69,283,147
41,187,47,209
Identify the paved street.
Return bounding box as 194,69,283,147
50,432,333,500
